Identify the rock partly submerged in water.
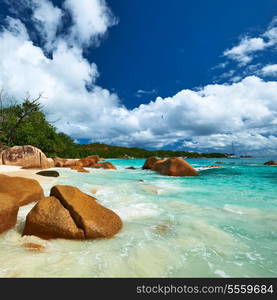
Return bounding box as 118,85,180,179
50,186,122,239
0,175,44,234
53,155,100,168
0,174,44,206
70,166,90,173
76,155,100,167
36,170,60,177
142,157,160,169
23,196,85,240
23,185,122,240
206,165,222,168
264,160,277,165
0,193,19,234
148,157,199,177
94,162,117,170
125,166,137,170
52,155,116,170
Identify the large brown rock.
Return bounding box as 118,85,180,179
63,159,79,167
264,160,277,165
1,145,53,169
142,157,160,169
76,158,95,167
23,197,85,240
94,162,117,170
53,157,78,167
45,158,55,168
0,174,44,206
76,155,100,167
0,193,19,234
86,155,100,163
50,185,122,239
152,157,199,177
52,157,66,167
151,159,167,173
0,148,5,165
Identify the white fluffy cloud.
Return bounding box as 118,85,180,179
223,18,277,65
224,37,267,65
63,0,117,46
108,76,277,153
261,64,277,76
183,131,277,156
0,19,120,135
0,1,276,155
31,0,63,51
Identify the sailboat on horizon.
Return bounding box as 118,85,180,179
227,141,240,159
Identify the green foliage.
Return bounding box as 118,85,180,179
77,143,228,159
0,94,75,157
0,93,228,159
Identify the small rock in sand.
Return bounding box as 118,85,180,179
22,243,46,252
36,170,60,177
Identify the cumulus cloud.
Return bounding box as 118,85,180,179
0,19,120,134
63,0,118,47
108,76,276,153
261,64,277,76
183,131,277,156
31,0,63,51
0,1,276,155
0,0,121,138
223,17,277,65
3,17,29,40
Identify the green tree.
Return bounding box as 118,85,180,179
0,91,75,157
0,92,42,146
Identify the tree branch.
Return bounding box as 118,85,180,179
6,93,44,144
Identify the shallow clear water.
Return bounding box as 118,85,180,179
0,158,276,277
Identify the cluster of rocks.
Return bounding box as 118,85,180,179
143,157,199,177
0,145,116,171
0,174,122,239
52,156,116,170
264,160,277,165
23,185,122,240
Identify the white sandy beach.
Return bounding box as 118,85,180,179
0,165,58,185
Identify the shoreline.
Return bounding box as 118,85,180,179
0,158,276,277
0,165,58,186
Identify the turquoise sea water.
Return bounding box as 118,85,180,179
0,158,276,277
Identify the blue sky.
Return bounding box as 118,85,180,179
90,0,277,108
0,0,277,155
